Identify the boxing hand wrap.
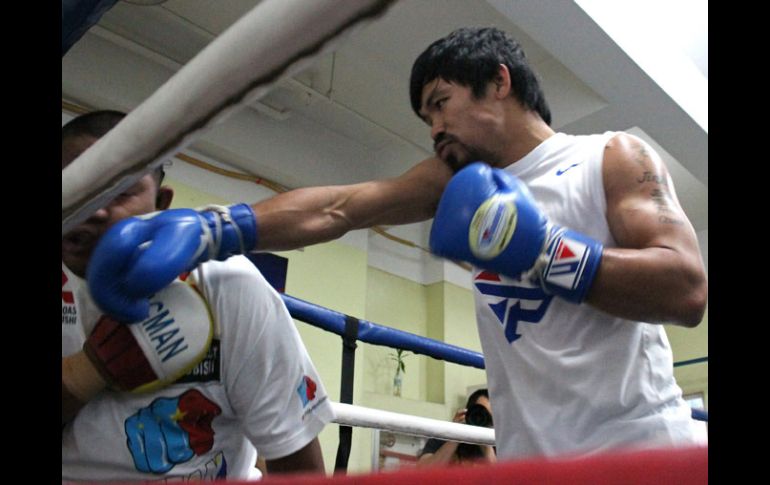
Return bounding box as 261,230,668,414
82,280,214,393
430,162,602,303
87,204,257,323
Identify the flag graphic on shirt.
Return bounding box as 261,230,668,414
296,375,317,407
125,389,222,474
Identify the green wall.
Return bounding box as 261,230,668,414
167,176,708,474
364,268,429,401
666,308,709,407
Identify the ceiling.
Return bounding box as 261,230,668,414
61,0,708,236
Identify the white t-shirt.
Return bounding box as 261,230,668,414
62,256,334,482
473,132,703,459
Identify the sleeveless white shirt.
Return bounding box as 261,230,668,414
473,132,702,459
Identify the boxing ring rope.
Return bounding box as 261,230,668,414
674,356,708,367
283,295,484,369
62,0,397,234
280,294,708,471
330,402,494,445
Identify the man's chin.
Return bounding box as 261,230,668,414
444,154,474,173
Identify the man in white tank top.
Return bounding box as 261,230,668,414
82,28,707,461
407,28,707,458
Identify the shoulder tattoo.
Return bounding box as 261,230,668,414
629,139,685,226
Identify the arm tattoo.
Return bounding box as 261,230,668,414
633,142,650,167
636,171,665,184
632,141,664,184
659,216,684,225
630,140,684,226
650,188,675,214
615,138,686,227
650,188,684,225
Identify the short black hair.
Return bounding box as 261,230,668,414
62,109,126,142
466,388,489,408
62,110,165,183
409,27,551,125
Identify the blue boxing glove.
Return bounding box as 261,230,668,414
87,204,257,323
429,163,602,304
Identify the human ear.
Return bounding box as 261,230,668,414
494,64,512,98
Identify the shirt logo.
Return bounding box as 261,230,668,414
469,195,517,260
556,162,582,176
176,340,222,384
125,389,222,474
62,270,74,304
474,271,553,343
296,375,317,407
62,270,77,325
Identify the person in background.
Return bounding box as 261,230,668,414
417,389,496,467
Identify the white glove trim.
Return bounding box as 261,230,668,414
127,279,214,393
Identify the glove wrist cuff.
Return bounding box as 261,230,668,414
536,226,603,303
228,203,258,251
198,204,258,261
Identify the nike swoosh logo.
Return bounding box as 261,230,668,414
556,163,582,176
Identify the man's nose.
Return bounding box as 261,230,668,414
87,206,110,223
431,119,445,143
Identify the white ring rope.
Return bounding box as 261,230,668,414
330,402,496,446
62,0,397,234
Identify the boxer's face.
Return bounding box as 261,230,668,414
418,77,503,172
62,135,168,277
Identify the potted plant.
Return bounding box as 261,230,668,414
390,348,411,397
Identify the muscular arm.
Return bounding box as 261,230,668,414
251,157,451,251
265,437,325,474
586,133,707,326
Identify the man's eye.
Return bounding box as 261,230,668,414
435,98,447,109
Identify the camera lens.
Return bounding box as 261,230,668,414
465,404,493,428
